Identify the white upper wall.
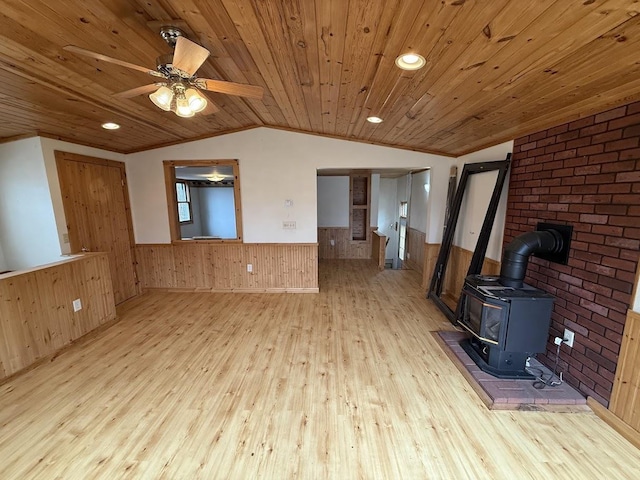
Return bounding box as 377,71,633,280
378,177,399,259
126,128,453,243
0,239,7,272
370,174,380,227
317,176,350,227
0,138,62,269
317,174,381,228
409,170,430,234
455,141,513,261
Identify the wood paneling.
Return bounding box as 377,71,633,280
443,245,501,304
136,243,318,292
0,253,115,381
372,230,386,271
1,1,640,155
1,260,640,477
318,228,373,260
610,310,640,433
404,227,426,274
422,243,441,291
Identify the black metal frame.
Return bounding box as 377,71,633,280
428,154,511,324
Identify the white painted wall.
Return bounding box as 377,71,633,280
317,176,349,227
0,240,7,272
126,128,453,244
0,138,62,269
370,174,380,227
378,178,399,260
397,175,410,210
317,174,381,229
39,137,126,254
199,187,237,238
454,141,513,261
634,280,640,312
409,170,430,234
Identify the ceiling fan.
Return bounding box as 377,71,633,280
64,26,264,118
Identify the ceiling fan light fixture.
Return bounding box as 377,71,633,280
395,53,426,71
149,85,173,111
175,95,195,117
185,88,207,113
206,174,224,182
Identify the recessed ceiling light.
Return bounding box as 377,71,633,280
395,53,426,71
101,122,121,130
367,116,383,124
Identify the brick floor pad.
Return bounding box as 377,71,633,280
435,331,588,411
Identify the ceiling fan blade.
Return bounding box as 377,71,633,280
200,79,264,99
64,45,158,75
173,37,210,76
114,84,163,98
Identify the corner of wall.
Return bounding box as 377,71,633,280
0,137,62,269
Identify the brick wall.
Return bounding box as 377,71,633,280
506,101,640,407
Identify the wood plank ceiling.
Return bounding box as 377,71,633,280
0,0,639,156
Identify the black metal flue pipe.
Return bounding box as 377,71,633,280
499,230,564,288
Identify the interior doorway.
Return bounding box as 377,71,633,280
55,151,138,304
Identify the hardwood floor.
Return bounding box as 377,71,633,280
0,260,638,479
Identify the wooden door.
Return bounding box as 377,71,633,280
55,151,137,304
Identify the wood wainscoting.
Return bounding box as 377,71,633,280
0,253,116,381
136,243,318,292
422,243,442,291
372,231,386,270
404,227,426,274
318,227,374,260
443,245,501,304
610,310,640,437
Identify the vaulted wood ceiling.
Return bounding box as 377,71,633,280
1,0,639,156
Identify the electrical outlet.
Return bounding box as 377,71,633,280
247,264,253,273
563,328,575,348
72,298,82,312
330,239,335,246
63,233,70,244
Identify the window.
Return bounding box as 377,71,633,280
176,181,192,223
400,201,408,218
163,159,243,242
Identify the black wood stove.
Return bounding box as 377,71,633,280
459,275,554,378
457,226,572,379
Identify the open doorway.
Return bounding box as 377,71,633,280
316,168,432,286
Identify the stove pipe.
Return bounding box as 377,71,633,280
499,230,564,288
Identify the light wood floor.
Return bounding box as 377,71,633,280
0,260,638,479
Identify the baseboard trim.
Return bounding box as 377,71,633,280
142,287,320,294
587,396,640,450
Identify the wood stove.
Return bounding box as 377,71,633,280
456,226,571,378
458,275,555,378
